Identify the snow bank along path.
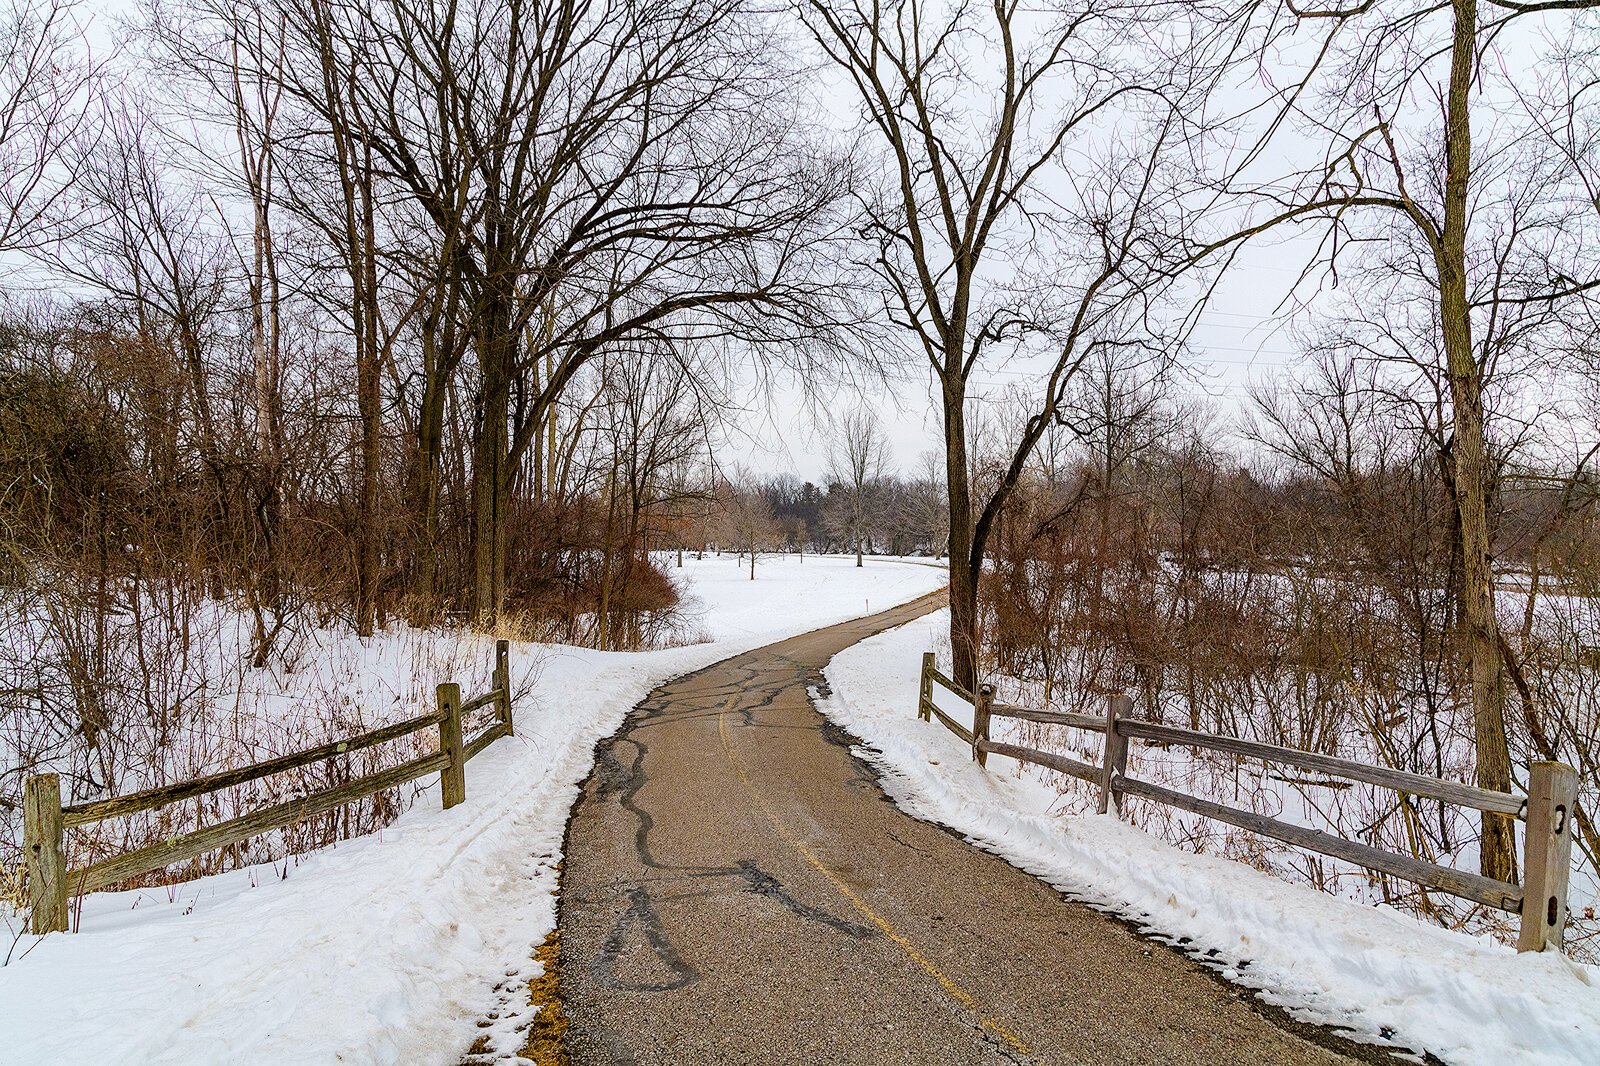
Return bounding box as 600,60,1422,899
0,555,945,1066
817,609,1600,1066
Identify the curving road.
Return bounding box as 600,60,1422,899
554,592,1382,1065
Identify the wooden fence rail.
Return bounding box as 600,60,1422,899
23,640,516,935
915,654,1580,954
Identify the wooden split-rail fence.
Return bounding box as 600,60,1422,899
22,641,516,935
917,652,1580,954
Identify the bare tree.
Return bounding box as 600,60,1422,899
827,405,889,566
1199,0,1600,881
721,472,781,580
0,0,98,257
801,0,1229,688
905,449,950,558
1063,346,1180,672
592,348,719,648
56,99,235,584
246,0,849,626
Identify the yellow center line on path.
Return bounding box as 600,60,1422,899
717,699,1032,1059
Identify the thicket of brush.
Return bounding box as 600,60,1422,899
974,366,1600,956
0,302,712,910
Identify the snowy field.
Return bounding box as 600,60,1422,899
816,609,1600,1066
0,556,943,1066
666,551,944,642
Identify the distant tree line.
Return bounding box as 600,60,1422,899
715,462,948,562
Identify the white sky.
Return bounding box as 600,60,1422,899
739,247,1314,483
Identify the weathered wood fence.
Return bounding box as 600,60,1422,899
23,641,516,935
917,652,1580,954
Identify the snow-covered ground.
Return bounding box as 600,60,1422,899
815,609,1600,1066
0,555,943,1066
666,551,944,642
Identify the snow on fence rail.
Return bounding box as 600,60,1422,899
916,651,1581,954
21,641,517,935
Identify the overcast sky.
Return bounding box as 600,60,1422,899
736,246,1316,483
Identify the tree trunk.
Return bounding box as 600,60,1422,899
410,357,447,620
597,467,618,649
1441,0,1516,883
354,144,382,639
943,377,979,691
472,297,513,628
247,205,283,664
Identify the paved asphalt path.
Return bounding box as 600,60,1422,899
555,591,1379,1065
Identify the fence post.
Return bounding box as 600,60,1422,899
438,683,466,809
1518,760,1579,953
1098,693,1132,817
918,652,934,721
973,684,994,767
495,639,513,736
24,774,67,934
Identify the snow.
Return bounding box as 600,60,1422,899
0,555,944,1066
815,609,1600,1066
667,551,945,642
